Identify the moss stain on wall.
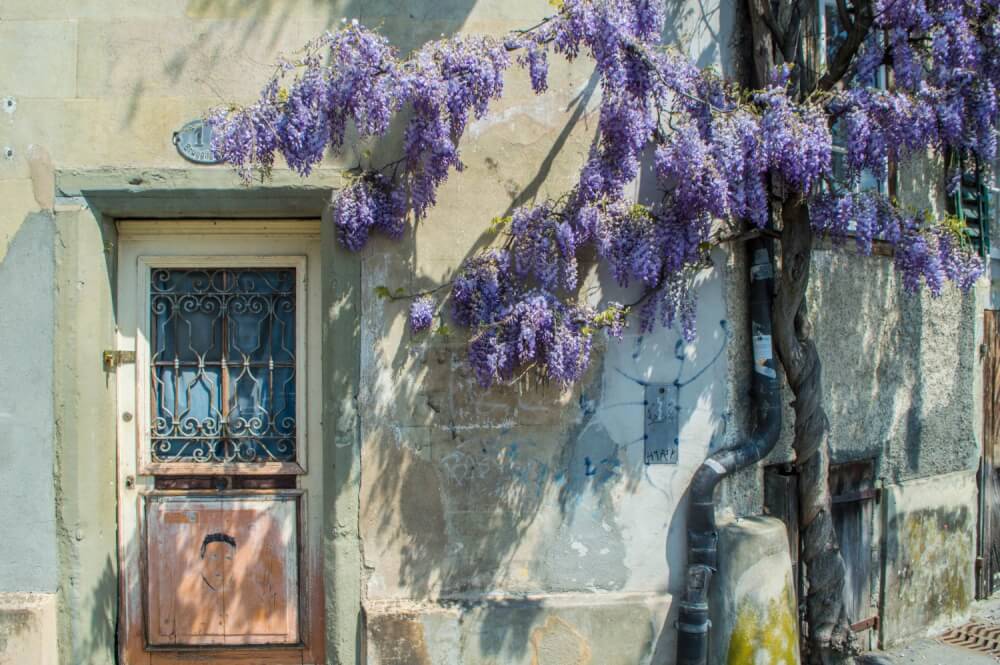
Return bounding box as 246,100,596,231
726,584,799,665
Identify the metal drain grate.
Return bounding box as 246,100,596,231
938,622,1000,659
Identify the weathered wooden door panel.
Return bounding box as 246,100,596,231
149,650,304,664
147,499,226,645
223,498,298,644
145,495,300,647
829,460,879,648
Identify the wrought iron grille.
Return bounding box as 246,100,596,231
149,268,296,464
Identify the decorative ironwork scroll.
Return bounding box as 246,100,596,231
149,268,296,463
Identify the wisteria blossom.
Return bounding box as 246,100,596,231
408,295,435,333
210,0,990,388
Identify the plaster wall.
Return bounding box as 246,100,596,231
0,0,987,664
0,213,58,593
709,517,800,665
0,592,57,665
881,471,978,646
802,244,980,483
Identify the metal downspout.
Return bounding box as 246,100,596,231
675,237,783,665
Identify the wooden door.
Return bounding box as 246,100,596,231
829,460,879,648
979,310,1000,598
115,222,324,665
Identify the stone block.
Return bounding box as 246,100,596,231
710,516,800,665
881,470,976,646
74,18,326,100
0,21,77,98
0,593,57,665
0,0,186,20
365,592,669,665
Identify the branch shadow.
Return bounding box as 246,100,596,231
106,1,746,662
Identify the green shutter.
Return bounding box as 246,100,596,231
948,151,991,258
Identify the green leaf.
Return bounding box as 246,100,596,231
374,286,392,299
489,215,512,232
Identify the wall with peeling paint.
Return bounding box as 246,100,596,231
0,1,988,664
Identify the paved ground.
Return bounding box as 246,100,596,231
860,597,1000,664
873,638,997,664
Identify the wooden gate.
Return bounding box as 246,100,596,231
979,309,1000,598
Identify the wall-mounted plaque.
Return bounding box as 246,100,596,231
172,119,221,164
644,383,679,465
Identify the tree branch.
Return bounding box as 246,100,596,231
779,0,810,64
818,0,875,91
748,0,779,87
759,1,787,48
835,0,853,31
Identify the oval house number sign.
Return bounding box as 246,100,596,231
173,119,222,164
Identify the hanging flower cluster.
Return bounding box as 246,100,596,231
211,0,990,388
408,295,435,333
810,191,982,294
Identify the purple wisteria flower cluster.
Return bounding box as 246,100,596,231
211,0,991,388
409,295,435,333
447,249,625,386
811,191,983,294
832,0,1000,180
210,22,509,221
332,172,406,251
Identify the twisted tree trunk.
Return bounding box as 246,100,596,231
772,198,855,665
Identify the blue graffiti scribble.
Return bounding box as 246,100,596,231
579,391,598,416
584,456,596,476
632,335,644,360
614,367,650,386
677,320,731,387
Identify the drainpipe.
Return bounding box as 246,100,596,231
675,236,783,665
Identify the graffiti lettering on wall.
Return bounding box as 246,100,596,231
440,442,551,498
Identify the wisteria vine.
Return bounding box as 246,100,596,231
210,0,992,388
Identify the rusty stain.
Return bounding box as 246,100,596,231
529,615,592,665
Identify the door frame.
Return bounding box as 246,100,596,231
114,220,325,665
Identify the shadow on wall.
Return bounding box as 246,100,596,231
76,558,117,665
110,1,743,663
119,0,486,132
805,165,979,483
